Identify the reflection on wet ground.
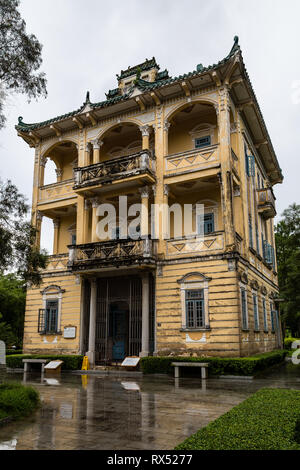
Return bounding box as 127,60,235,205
0,364,299,450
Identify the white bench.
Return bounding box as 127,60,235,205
171,362,209,379
23,359,48,374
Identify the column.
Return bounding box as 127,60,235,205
217,86,235,250
92,139,104,164
87,278,97,366
39,156,47,187
35,210,43,249
55,167,63,183
83,199,91,243
91,198,100,243
84,143,91,166
140,125,150,150
140,273,150,357
76,195,85,245
53,218,60,254
163,184,169,240
140,187,149,238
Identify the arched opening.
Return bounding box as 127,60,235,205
43,159,57,186
167,102,218,156
98,122,153,162
40,216,54,253
43,141,78,185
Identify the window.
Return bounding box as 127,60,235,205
197,213,215,235
263,241,274,265
263,298,268,331
71,233,76,245
241,287,248,330
185,290,205,329
38,299,58,333
245,145,255,177
256,227,260,255
270,302,276,332
253,293,259,331
195,135,211,149
249,216,253,248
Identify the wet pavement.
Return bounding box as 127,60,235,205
0,364,299,450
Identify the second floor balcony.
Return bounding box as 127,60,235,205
73,150,155,191
257,188,276,219
164,144,219,179
68,238,157,271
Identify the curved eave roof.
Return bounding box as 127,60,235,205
15,39,240,134
15,37,283,184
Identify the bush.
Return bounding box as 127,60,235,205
140,350,287,376
6,354,84,370
6,349,22,356
175,388,300,450
0,383,39,422
284,337,299,350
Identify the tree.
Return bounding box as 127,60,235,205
0,274,25,347
0,178,48,285
0,0,47,128
0,313,16,347
275,203,300,337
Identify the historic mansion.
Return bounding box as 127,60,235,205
16,37,283,365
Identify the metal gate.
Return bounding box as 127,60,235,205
93,276,144,364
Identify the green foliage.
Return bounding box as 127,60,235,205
6,354,84,370
175,388,300,450
0,180,48,285
140,350,287,376
0,0,47,129
275,203,300,337
6,349,22,355
0,382,39,421
0,313,15,346
0,274,26,347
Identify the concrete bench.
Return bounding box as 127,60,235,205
171,362,209,379
23,359,48,374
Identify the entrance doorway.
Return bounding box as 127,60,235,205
83,275,155,364
109,302,129,361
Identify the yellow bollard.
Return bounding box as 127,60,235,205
81,356,90,370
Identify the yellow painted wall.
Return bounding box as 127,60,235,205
23,274,81,355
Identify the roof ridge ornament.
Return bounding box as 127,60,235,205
228,35,240,56
84,91,91,105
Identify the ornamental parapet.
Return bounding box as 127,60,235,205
68,238,157,270
257,188,276,219
164,144,219,177
73,150,155,189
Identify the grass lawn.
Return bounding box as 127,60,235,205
0,383,39,423
175,388,300,450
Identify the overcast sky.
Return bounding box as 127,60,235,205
0,0,299,252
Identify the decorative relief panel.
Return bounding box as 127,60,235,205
166,233,224,258
39,180,75,203
165,144,219,175
44,255,69,272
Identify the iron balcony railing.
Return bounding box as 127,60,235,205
68,238,157,269
73,150,155,188
257,187,276,219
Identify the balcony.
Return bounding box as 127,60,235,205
39,180,76,204
166,232,224,259
257,188,276,219
73,150,155,191
164,144,219,178
68,238,157,271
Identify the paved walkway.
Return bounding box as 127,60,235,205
0,364,299,450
